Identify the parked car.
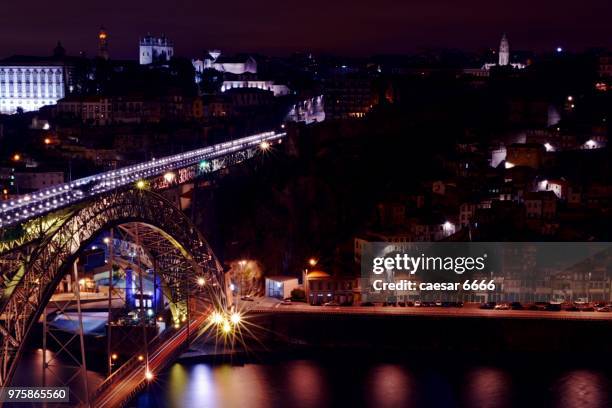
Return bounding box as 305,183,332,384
579,306,595,312
510,302,523,310
479,302,496,309
397,302,406,307
596,306,611,312
323,301,340,307
360,302,375,307
494,303,510,310
414,301,422,307
240,295,254,301
406,301,415,307
545,303,562,311
563,305,580,312
280,298,292,305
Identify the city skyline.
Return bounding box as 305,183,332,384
1,0,612,58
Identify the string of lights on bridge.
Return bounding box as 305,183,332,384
0,131,284,228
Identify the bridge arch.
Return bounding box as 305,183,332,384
0,188,226,387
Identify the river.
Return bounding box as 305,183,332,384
130,350,612,408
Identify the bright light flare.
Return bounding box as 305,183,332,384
260,141,270,150
145,370,154,381
222,321,232,333
136,180,146,189
211,311,224,325
230,312,241,325
197,277,205,286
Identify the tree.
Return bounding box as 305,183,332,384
290,288,306,302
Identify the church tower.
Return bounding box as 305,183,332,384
98,27,109,60
498,33,509,66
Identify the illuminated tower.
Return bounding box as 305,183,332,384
98,27,109,60
498,33,509,66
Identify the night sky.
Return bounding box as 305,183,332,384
2,0,612,58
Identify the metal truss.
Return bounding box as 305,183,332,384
0,188,226,388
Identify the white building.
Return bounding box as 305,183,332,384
499,33,510,66
221,80,289,96
139,35,174,65
482,34,526,71
0,64,65,114
265,276,299,299
192,52,257,76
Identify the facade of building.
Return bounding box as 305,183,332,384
14,171,64,192
221,80,289,96
265,276,299,299
506,143,545,169
0,63,65,114
599,54,612,78
524,191,557,219
55,93,188,124
324,75,375,120
139,35,174,65
192,52,257,76
56,95,112,125
302,270,358,305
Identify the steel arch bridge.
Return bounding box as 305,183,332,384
0,128,295,405
0,188,226,389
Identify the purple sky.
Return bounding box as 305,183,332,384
1,0,611,58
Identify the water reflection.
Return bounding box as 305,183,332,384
464,367,511,408
287,360,328,408
367,364,414,408
554,370,609,408
133,356,612,408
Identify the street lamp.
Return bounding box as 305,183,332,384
197,277,205,286
238,260,247,297
12,154,21,162
260,141,270,150
308,258,317,267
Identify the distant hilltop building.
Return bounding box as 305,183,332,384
498,33,510,66
192,51,257,75
139,34,174,65
98,27,109,60
482,33,525,71
0,41,82,115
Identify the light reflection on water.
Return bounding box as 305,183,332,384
131,355,612,408
554,370,610,408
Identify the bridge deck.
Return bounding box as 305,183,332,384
0,131,285,230
90,312,208,408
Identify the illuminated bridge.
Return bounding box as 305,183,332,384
0,130,288,406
